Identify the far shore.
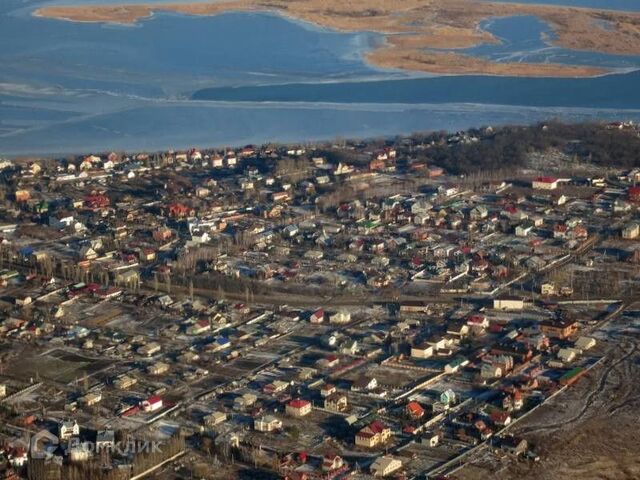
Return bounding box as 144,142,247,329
33,0,640,77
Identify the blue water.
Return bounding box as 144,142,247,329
1,0,640,156
191,71,640,108
459,15,640,70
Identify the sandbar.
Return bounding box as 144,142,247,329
33,0,640,77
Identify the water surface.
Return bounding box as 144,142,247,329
1,0,640,156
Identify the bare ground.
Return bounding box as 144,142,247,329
455,333,640,480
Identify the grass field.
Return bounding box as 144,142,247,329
7,349,112,384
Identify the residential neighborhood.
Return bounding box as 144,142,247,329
0,123,638,479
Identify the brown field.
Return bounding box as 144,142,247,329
454,333,640,480
33,0,640,77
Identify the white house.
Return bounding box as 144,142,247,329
575,336,596,351
141,395,163,412
329,311,351,324
532,177,559,190
49,213,75,229
558,348,577,363
411,344,434,359
59,419,80,440
370,456,402,477
254,415,282,432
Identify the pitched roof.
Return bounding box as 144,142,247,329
288,399,310,409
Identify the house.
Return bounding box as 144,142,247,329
502,390,524,411
78,246,97,261
254,415,282,432
317,354,340,369
263,380,289,395
320,384,337,397
411,343,434,359
167,203,191,218
558,348,577,363
114,375,137,390
187,320,211,335
84,194,110,210
490,411,512,427
552,193,568,206
500,436,528,456
399,301,431,314
329,311,351,324
153,227,172,242
210,336,231,352
140,248,156,262
14,190,30,202
370,456,402,477
79,392,102,407
541,283,556,295
305,250,324,261
324,393,348,412
628,186,640,202
234,393,257,410
226,153,237,167
352,376,377,392
440,389,457,406
286,399,312,417
67,442,92,462
405,401,425,419
447,322,470,337
59,419,80,440
414,213,430,225
515,223,533,237
141,395,163,412
467,314,489,329
548,218,568,236
481,363,502,380
272,191,290,203
309,308,325,324
211,155,224,168
444,357,469,373
96,430,115,452
493,296,524,311
622,223,639,240
613,198,632,213
540,318,578,339
322,454,345,472
203,411,227,427
8,448,28,468
422,431,441,447
49,212,75,229
138,342,161,356
284,224,299,238
355,421,391,448
532,177,559,190
470,205,488,220
147,362,169,375
575,336,596,351
411,199,432,215
427,335,450,351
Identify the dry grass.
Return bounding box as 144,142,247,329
34,0,640,77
